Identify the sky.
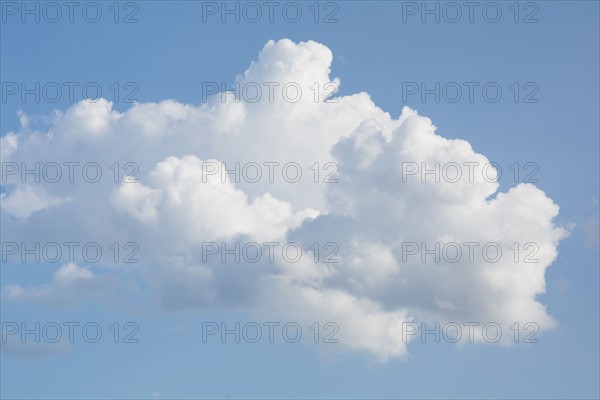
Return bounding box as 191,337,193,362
0,1,599,399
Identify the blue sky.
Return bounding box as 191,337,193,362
1,1,599,399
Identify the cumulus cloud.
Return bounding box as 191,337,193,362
0,185,67,219
111,155,318,242
4,263,117,306
0,39,568,360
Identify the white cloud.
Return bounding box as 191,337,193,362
0,185,66,219
111,155,318,243
4,263,117,306
0,132,18,159
1,39,568,360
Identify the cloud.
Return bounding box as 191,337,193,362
1,39,568,360
0,132,18,159
110,155,318,242
4,263,117,306
0,185,66,219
